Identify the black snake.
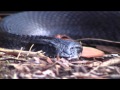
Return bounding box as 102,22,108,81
0,11,120,60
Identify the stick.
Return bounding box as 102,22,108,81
0,48,46,58
89,57,120,73
78,38,120,44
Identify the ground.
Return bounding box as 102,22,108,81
0,44,120,79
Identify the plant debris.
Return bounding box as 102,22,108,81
0,45,119,79
81,46,105,58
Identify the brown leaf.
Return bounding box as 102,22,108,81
81,46,105,58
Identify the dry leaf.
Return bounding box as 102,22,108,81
81,46,105,58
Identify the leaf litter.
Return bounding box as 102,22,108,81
0,43,119,79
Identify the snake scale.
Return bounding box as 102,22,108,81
0,11,120,60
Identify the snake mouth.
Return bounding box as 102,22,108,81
58,51,81,60
66,53,81,60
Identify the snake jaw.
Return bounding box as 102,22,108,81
67,53,82,60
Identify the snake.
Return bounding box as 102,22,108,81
0,11,120,60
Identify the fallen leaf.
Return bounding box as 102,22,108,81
81,46,105,58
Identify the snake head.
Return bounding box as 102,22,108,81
55,40,83,60
30,38,83,60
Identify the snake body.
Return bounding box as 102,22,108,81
0,11,120,59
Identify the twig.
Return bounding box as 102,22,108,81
89,57,120,73
71,72,107,79
78,38,120,44
0,48,46,58
0,58,27,62
98,57,120,67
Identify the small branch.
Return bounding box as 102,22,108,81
0,58,27,62
71,72,107,79
89,57,120,73
78,38,120,44
0,48,46,58
97,57,120,67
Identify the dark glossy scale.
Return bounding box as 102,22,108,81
0,11,120,60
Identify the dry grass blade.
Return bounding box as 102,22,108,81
27,44,34,56
16,47,23,59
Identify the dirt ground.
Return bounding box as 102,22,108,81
0,44,119,79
